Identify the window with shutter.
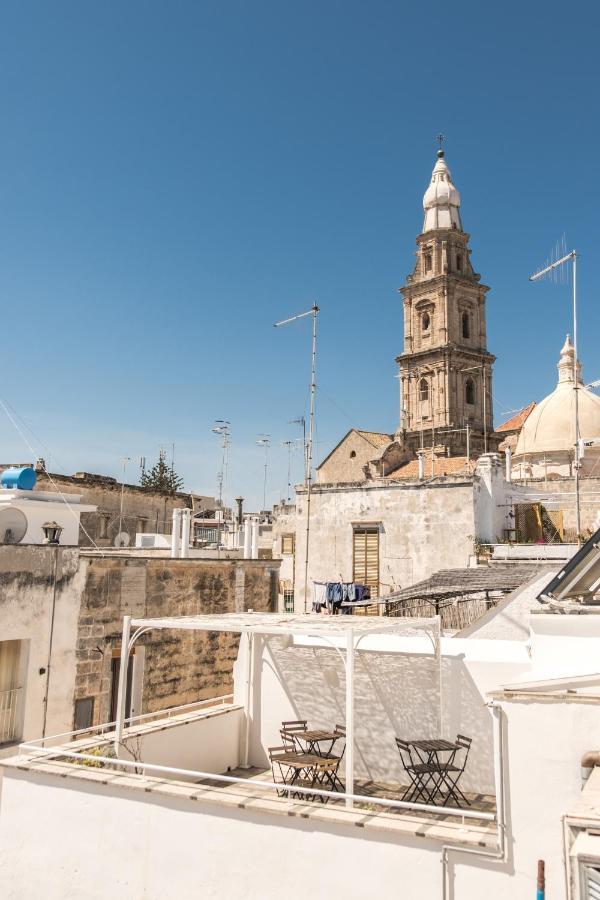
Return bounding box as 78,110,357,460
281,534,295,555
583,864,600,899
353,527,380,596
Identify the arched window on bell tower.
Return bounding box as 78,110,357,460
419,378,429,402
462,311,470,339
465,378,475,406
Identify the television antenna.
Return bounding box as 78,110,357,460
274,305,319,612
529,245,581,542
256,435,271,511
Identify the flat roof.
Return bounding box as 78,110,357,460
129,611,440,640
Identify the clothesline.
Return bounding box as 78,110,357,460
312,581,371,615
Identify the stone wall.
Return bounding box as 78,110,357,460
75,554,279,726
292,476,477,608
0,546,279,742
33,471,213,548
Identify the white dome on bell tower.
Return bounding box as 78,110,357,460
423,150,463,233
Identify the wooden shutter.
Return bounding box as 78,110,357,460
353,528,379,596
281,533,295,555
584,865,600,900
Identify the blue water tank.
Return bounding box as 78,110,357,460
1,467,37,490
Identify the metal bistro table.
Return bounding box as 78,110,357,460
293,729,341,757
408,739,459,806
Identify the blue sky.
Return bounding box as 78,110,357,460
0,1,598,509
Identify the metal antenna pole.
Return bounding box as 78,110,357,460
212,421,231,560
483,365,488,453
118,457,131,542
573,253,581,541
275,305,319,612
304,305,319,613
529,249,581,543
256,436,271,510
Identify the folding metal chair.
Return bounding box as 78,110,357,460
318,725,346,791
280,720,307,748
312,757,342,802
269,746,294,797
395,738,438,804
434,734,472,807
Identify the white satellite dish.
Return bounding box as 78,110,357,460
0,507,28,544
114,531,130,548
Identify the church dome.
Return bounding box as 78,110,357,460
514,336,600,459
423,150,463,232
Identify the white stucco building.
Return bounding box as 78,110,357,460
3,544,600,898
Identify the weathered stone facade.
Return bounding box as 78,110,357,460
317,430,392,485
74,553,278,725
396,152,499,458
0,545,279,741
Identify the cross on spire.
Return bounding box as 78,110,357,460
436,133,445,157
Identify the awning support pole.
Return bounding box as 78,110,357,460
114,615,131,754
345,628,355,809
240,633,254,768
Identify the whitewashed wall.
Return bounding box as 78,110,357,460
235,633,530,795
0,547,83,755
2,693,599,900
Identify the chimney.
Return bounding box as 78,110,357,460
235,496,244,526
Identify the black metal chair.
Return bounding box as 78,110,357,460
395,738,438,804
433,734,472,807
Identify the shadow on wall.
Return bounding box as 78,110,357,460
259,638,494,795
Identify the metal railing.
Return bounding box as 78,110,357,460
0,687,22,745
22,693,234,750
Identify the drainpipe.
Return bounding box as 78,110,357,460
505,447,512,483
170,509,181,559
441,700,506,899
41,545,60,741
179,509,191,559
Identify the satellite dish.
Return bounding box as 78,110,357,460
0,507,28,544
114,531,130,548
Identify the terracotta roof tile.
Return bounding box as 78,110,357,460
495,402,536,434
388,456,476,480
356,430,393,450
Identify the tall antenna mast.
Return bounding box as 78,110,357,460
529,248,581,542
275,304,319,612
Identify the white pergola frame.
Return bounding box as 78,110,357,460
114,612,442,809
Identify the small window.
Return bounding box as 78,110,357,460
136,518,147,534
350,450,357,459
462,312,470,339
456,254,462,272
424,251,432,273
281,533,295,555
422,312,431,332
99,514,110,539
419,378,429,402
465,378,475,405
74,697,94,732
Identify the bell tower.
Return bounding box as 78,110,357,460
396,146,498,458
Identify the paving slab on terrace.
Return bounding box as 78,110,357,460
3,754,498,850
195,766,498,840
